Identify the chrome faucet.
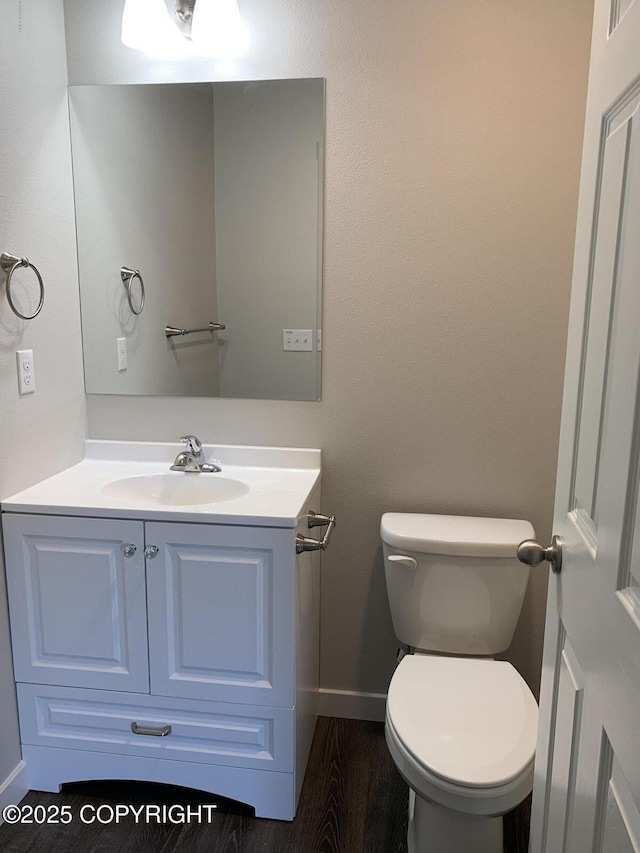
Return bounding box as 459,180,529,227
170,435,222,473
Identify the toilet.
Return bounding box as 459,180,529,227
381,513,539,853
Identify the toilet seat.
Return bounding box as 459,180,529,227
385,712,534,817
385,655,538,815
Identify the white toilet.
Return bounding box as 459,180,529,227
381,513,539,853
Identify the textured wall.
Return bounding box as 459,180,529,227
0,0,85,789
65,0,593,697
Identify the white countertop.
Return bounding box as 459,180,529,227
1,441,321,528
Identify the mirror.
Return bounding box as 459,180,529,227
68,79,324,401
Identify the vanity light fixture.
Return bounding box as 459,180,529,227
121,0,248,58
121,0,184,57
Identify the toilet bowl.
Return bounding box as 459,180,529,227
385,655,537,853
381,513,538,853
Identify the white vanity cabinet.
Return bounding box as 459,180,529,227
2,505,320,820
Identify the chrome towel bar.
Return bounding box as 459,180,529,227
296,511,336,554
165,321,226,337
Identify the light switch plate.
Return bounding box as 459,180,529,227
283,329,313,352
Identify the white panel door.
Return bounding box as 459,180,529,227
145,522,294,708
530,1,640,850
2,514,148,693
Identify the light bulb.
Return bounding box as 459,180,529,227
121,0,186,58
190,0,249,58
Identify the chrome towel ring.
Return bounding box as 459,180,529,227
0,253,45,320
121,266,145,315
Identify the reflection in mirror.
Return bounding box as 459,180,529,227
69,79,324,401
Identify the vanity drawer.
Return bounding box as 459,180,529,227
17,683,294,773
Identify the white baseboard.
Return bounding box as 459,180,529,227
317,688,387,722
0,760,28,819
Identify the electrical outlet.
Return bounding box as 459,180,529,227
16,349,35,394
283,329,313,352
117,337,127,371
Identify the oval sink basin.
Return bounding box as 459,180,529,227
101,473,250,507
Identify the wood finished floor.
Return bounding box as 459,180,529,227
0,718,530,853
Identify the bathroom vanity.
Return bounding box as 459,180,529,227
0,441,323,820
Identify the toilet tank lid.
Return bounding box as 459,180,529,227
380,513,535,557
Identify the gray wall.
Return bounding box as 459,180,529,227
64,0,593,698
0,0,85,790
214,79,323,400
70,84,220,396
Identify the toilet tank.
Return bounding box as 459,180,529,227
381,514,535,656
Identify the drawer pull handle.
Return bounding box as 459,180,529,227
131,722,172,737
144,545,159,560
122,543,137,558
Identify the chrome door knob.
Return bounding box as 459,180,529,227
122,543,137,558
144,545,159,560
517,536,563,574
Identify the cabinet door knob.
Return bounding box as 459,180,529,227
122,544,137,558
144,545,159,560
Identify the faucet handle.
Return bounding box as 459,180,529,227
179,435,203,456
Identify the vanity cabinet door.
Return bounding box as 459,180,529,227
3,514,149,693
145,522,294,708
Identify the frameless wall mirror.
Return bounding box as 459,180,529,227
68,78,324,401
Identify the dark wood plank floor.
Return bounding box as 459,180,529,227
0,718,530,852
